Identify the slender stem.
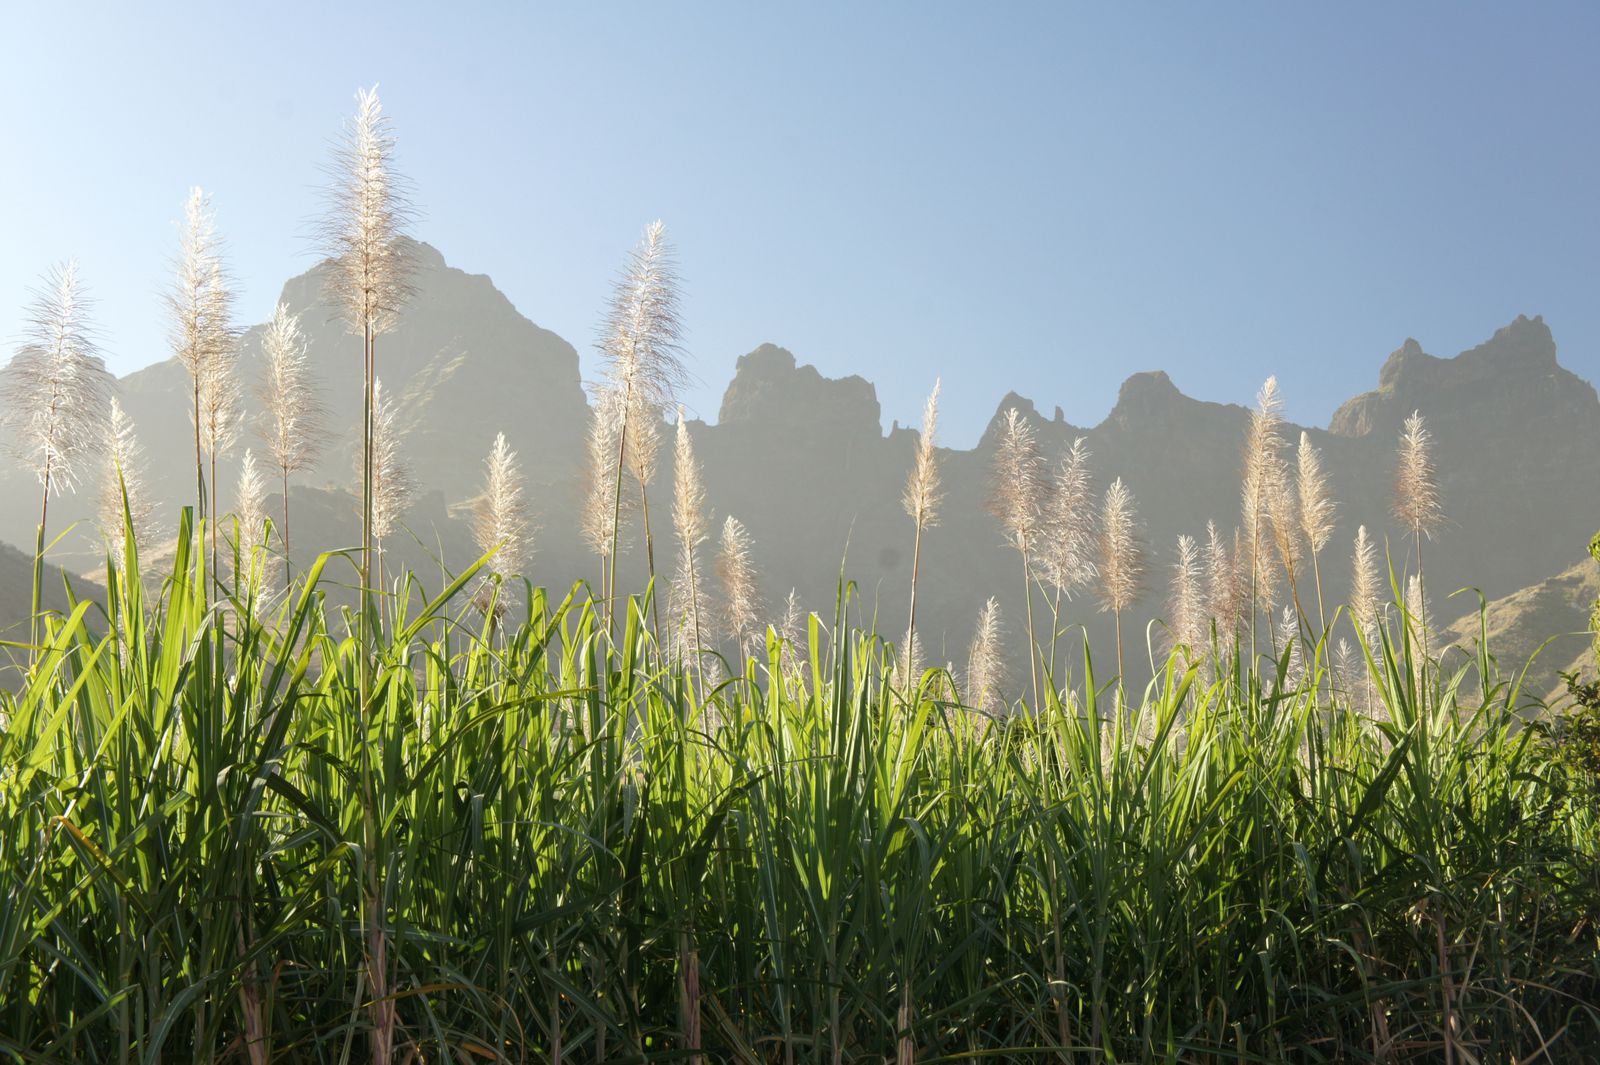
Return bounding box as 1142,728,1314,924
281,468,292,594
905,520,923,674
30,471,49,666
638,476,661,643
1019,546,1039,710
1114,603,1125,696
1310,547,1327,637
687,543,706,710
606,379,635,636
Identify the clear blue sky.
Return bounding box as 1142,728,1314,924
3,3,1596,445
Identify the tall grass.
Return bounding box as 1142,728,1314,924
0,515,1595,1064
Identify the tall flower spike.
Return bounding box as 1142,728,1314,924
965,597,1005,717
716,515,760,658
258,302,327,588
1350,525,1380,640
988,408,1044,554
1404,572,1432,650
601,221,686,414
235,448,267,557
198,260,241,463
168,189,235,519
1204,521,1238,638
366,378,414,543
1297,432,1335,556
902,378,943,672
988,406,1045,706
1098,478,1142,616
322,85,415,336
1277,606,1304,688
259,303,328,485
903,378,943,530
1037,437,1098,598
1393,410,1443,541
774,587,808,688
1169,534,1204,666
1297,430,1336,628
472,432,532,578
670,408,711,662
1241,376,1286,613
3,260,112,496
582,386,633,557
99,398,157,559
1098,477,1142,682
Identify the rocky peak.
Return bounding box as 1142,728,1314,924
1105,370,1185,427
717,343,882,437
1332,315,1576,437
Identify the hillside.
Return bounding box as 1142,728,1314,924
1443,556,1599,704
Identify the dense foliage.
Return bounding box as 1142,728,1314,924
1,517,1596,1064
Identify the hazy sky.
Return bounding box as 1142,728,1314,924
3,3,1596,445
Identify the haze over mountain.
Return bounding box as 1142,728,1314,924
1,242,1595,689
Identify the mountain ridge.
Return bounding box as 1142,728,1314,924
2,242,1595,691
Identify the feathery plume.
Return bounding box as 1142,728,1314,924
3,261,112,496
235,448,267,557
1204,521,1240,641
670,409,711,666
322,86,415,336
3,260,113,650
988,406,1045,706
366,378,413,543
1349,525,1381,641
1240,376,1286,619
1297,431,1336,554
965,597,1006,717
601,221,686,416
258,302,327,587
599,221,685,618
1297,430,1336,630
471,432,532,578
1036,436,1098,599
1277,606,1305,689
1098,477,1142,682
1333,638,1358,700
99,398,157,560
583,387,633,558
902,378,943,669
1394,411,1442,658
198,263,241,464
1404,572,1432,652
1168,534,1204,666
168,189,235,525
988,408,1045,554
717,516,760,658
1393,410,1443,542
774,587,808,689
258,303,326,476
894,628,925,693
903,379,943,529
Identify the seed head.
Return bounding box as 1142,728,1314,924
321,85,415,335
1097,477,1142,615
1393,410,1443,540
472,432,532,578
903,378,943,530
2,260,112,494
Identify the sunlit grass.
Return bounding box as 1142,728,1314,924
0,514,1596,1064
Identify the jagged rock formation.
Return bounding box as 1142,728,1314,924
1,246,1594,693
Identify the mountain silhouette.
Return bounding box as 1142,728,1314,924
2,244,1595,691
